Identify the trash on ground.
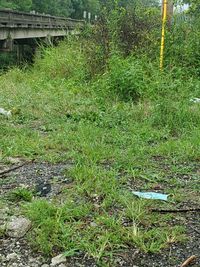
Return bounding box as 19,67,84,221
181,255,197,267
190,98,200,103
0,107,11,117
132,191,168,201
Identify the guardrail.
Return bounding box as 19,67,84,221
0,9,84,29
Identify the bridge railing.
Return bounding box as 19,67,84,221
0,9,84,30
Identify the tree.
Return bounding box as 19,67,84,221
184,0,200,14
0,0,32,11
70,0,100,19
175,0,200,14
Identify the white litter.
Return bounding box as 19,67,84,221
190,98,200,103
0,108,12,117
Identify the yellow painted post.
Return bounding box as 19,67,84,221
160,0,168,70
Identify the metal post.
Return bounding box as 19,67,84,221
88,12,91,23
83,11,87,20
160,0,168,70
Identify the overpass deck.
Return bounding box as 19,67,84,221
0,9,84,45
0,9,83,30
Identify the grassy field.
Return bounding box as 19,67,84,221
0,41,200,265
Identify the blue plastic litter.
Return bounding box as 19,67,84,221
132,191,168,201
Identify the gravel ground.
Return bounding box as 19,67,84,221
0,161,199,267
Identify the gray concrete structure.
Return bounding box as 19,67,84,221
0,9,84,51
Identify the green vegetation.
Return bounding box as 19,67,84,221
0,0,101,18
8,188,33,202
0,0,160,18
24,199,185,258
0,1,199,266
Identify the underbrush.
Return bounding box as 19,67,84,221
0,39,199,264
33,39,88,83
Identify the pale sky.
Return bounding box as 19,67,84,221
175,3,189,12
159,0,189,12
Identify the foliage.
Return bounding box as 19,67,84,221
70,0,100,18
23,196,185,258
81,0,161,78
0,36,199,263
0,52,17,70
105,55,148,101
0,0,199,264
0,0,160,18
34,40,88,82
183,0,200,14
0,0,101,18
32,0,73,17
8,188,33,202
0,0,32,11
162,7,200,75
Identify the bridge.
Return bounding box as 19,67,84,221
0,9,84,51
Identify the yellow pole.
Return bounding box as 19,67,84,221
160,0,168,70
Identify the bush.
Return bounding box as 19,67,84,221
106,55,149,101
33,40,88,82
165,16,200,76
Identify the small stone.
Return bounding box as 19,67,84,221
7,157,22,164
10,263,19,267
51,254,66,266
0,254,6,262
41,265,49,267
0,207,9,221
6,252,19,261
90,222,97,227
35,181,51,197
58,264,67,267
6,217,31,238
29,257,36,263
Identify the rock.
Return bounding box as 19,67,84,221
6,217,31,238
51,254,66,266
35,181,51,197
30,263,39,267
58,264,67,267
41,265,49,267
10,263,19,267
90,222,97,227
0,254,6,262
0,207,9,221
6,252,19,261
0,107,11,117
7,157,22,164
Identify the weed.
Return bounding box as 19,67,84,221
8,188,33,202
125,226,185,253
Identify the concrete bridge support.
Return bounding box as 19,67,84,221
0,38,14,51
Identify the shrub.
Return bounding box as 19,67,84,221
106,55,149,101
165,16,200,76
33,40,88,82
9,188,33,202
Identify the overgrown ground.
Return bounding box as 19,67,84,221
0,40,200,266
